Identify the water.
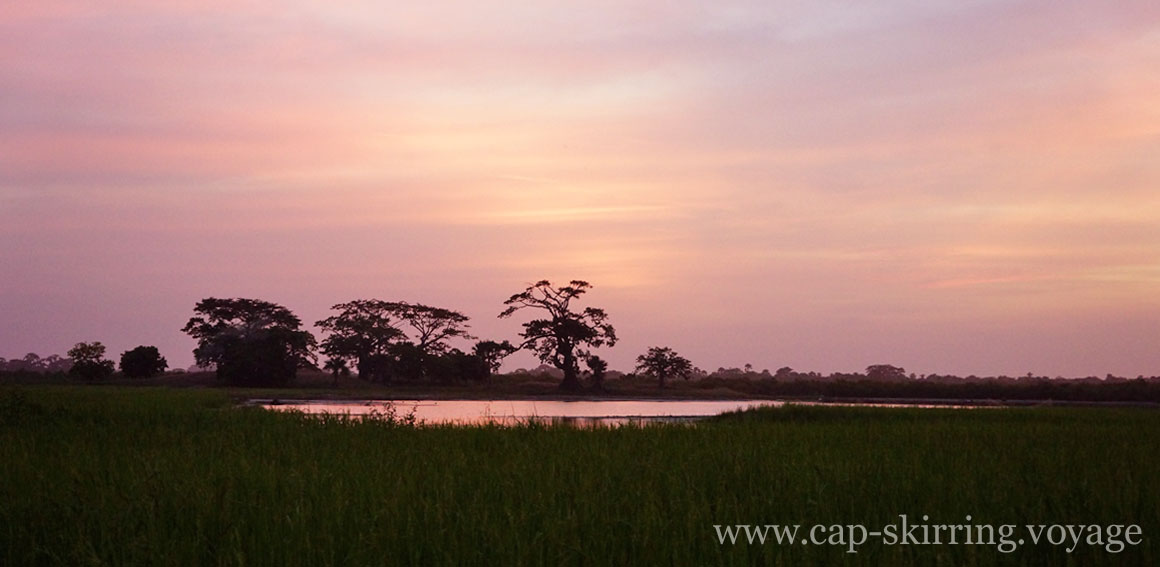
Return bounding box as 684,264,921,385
260,399,787,426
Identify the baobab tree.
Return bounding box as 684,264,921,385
499,280,616,391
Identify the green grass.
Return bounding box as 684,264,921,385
1,387,1156,565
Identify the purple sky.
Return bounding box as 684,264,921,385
2,1,1159,376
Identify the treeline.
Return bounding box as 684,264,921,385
669,366,1160,403
179,297,518,387
4,279,1158,402
175,280,617,389
0,353,72,373
0,344,167,382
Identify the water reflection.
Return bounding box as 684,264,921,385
261,399,784,426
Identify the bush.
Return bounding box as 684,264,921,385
119,346,168,379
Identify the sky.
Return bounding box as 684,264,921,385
2,1,1159,377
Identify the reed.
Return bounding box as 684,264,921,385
1,386,1155,565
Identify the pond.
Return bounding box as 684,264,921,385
260,399,786,426
257,398,983,426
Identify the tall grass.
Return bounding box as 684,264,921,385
1,387,1156,565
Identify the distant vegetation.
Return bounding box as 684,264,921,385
635,346,694,388
3,278,1159,402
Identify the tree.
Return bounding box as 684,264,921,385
385,302,474,355
635,346,693,389
316,300,406,382
427,349,490,383
182,298,316,387
323,357,350,387
866,364,907,382
41,354,72,372
472,340,517,378
586,355,609,391
68,342,115,381
499,280,617,391
119,346,168,378
773,366,798,381
316,300,473,382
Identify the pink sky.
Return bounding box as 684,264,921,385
2,1,1158,376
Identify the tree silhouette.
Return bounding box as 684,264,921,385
182,298,316,387
473,339,517,377
385,302,473,356
316,300,406,381
323,357,350,387
866,364,907,382
119,346,168,378
635,346,693,389
316,300,472,382
499,280,616,391
68,342,115,381
586,355,609,391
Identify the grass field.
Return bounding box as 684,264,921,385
1,386,1156,565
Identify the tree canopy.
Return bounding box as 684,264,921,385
635,346,693,389
67,341,115,381
473,340,517,376
182,298,316,387
316,300,406,381
316,300,474,382
119,345,168,378
499,280,616,391
387,302,473,355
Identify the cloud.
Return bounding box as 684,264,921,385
1,1,1158,375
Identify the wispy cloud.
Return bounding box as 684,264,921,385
1,1,1158,376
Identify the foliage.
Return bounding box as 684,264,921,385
386,302,473,355
323,357,350,386
426,349,491,383
586,355,609,391
316,300,406,381
866,364,908,382
316,300,473,382
1,388,1157,565
119,346,168,378
181,298,316,387
499,280,617,391
635,346,693,388
66,342,115,381
472,340,517,376
0,354,72,373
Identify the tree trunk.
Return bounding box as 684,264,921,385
560,371,583,392
559,349,582,392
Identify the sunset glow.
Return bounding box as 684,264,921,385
2,1,1158,376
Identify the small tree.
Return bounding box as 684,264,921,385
499,280,617,391
635,346,693,389
119,346,168,378
586,355,609,392
68,342,115,381
323,357,350,387
473,340,517,378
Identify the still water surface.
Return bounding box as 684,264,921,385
261,399,786,426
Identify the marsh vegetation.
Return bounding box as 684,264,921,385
1,387,1156,565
